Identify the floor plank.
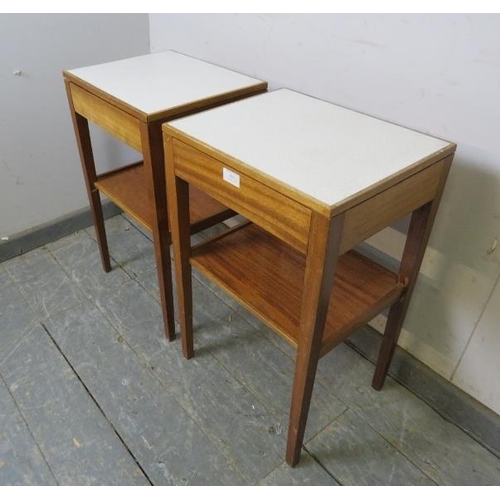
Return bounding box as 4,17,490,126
48,230,131,299
317,344,500,485
307,409,435,485
93,279,170,360
188,278,348,442
259,452,339,486
0,264,10,288
2,217,499,485
0,281,37,366
85,215,156,278
0,376,56,485
3,248,83,321
0,324,148,486
91,278,291,482
43,301,247,485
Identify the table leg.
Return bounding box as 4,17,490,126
140,123,176,342
286,213,344,467
372,155,453,390
165,136,193,358
65,81,111,272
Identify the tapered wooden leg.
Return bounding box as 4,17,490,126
372,155,454,390
88,186,111,273
164,136,193,358
286,213,344,467
372,201,435,389
371,298,407,390
140,123,176,341
65,81,111,272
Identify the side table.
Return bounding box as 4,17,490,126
163,89,456,465
63,50,267,340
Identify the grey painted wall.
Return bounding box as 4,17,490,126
0,14,148,237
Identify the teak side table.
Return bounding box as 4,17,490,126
63,51,267,340
163,89,456,466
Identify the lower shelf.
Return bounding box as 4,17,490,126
95,162,234,234
191,223,404,356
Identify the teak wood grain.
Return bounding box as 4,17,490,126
340,157,449,254
190,222,403,352
287,212,344,466
64,79,111,272
172,138,311,253
165,135,194,359
68,82,142,151
95,162,234,234
139,121,176,340
372,154,454,390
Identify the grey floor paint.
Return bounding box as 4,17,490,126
1,213,499,485
0,377,56,485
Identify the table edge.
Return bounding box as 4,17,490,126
63,70,267,123
163,124,456,218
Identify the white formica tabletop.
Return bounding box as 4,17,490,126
169,89,452,208
66,51,264,116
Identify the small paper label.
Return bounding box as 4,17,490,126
222,167,240,188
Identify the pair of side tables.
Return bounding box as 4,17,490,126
64,51,455,467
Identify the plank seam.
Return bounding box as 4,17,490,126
39,322,154,486
0,370,60,485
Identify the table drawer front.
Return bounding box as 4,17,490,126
172,139,311,253
69,82,141,151
340,157,448,254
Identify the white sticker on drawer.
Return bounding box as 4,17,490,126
222,167,240,188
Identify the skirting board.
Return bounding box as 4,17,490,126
348,327,500,461
353,241,500,459
0,201,122,263
1,208,498,459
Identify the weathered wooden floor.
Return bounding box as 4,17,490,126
1,214,499,485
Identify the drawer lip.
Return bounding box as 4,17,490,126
170,137,312,254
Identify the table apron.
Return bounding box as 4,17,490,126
68,82,142,151
171,138,312,254
340,156,450,254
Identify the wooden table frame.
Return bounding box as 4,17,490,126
164,115,455,466
63,70,266,341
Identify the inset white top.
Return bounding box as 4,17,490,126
67,51,264,115
169,89,452,207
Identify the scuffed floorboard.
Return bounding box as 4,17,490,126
0,214,499,485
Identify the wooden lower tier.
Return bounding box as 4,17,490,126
95,162,234,234
191,223,404,356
